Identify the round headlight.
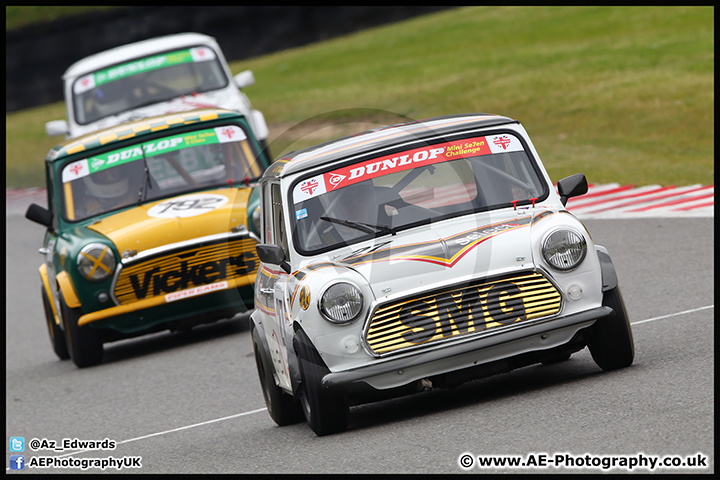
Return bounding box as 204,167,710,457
77,243,116,281
320,282,364,324
542,229,587,271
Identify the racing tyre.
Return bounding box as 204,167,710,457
60,291,103,368
588,286,635,371
294,330,348,436
42,287,70,360
251,325,304,426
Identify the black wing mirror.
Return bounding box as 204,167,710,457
256,244,291,274
557,173,588,206
26,203,53,228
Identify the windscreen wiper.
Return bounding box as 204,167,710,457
137,147,152,204
320,216,396,236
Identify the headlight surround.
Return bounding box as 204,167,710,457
319,282,364,324
77,243,116,281
542,229,587,271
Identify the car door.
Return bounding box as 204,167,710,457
256,181,293,390
43,166,64,329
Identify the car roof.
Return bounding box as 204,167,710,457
265,113,519,179
45,108,245,162
62,32,220,80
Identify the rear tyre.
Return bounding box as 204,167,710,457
294,330,348,436
42,287,70,360
251,325,303,426
60,291,103,368
588,286,635,371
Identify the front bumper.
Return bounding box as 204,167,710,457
80,279,255,335
322,306,611,390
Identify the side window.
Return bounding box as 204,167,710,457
46,164,55,214
271,183,288,255
262,182,272,244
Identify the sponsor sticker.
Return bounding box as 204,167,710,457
165,281,228,303
62,159,90,182
296,208,308,220
189,46,217,63
293,176,327,202
62,126,246,183
147,193,229,218
298,286,311,310
487,134,523,153
73,74,97,94
76,48,217,91
292,134,525,204
214,125,247,143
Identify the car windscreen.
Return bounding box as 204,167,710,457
60,124,262,222
290,132,548,254
72,46,229,125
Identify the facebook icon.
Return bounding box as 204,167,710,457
10,455,24,470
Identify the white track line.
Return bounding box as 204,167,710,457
630,305,713,326
50,407,268,459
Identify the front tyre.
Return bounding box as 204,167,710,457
588,286,635,371
251,325,303,426
60,291,103,368
42,287,70,360
294,329,348,436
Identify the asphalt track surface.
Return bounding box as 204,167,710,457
5,205,714,473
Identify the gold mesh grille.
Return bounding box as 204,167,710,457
366,272,561,355
114,238,258,304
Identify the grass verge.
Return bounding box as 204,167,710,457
6,6,713,188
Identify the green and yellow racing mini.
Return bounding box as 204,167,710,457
27,108,271,367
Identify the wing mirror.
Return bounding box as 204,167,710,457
256,244,291,274
557,173,588,206
234,70,255,89
26,203,53,228
45,119,69,137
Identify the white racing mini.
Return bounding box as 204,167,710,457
251,113,634,435
45,33,269,150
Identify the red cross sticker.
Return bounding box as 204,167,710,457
69,163,84,176
493,135,512,150
221,127,236,139
301,179,319,195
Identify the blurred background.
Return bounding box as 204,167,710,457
6,6,714,189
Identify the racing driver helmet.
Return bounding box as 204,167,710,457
82,164,131,202
93,80,129,117
332,181,379,224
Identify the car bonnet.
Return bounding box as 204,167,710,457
85,188,253,255
328,209,537,301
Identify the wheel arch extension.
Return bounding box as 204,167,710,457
595,245,619,292
39,264,59,324
56,271,82,308
250,314,304,396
